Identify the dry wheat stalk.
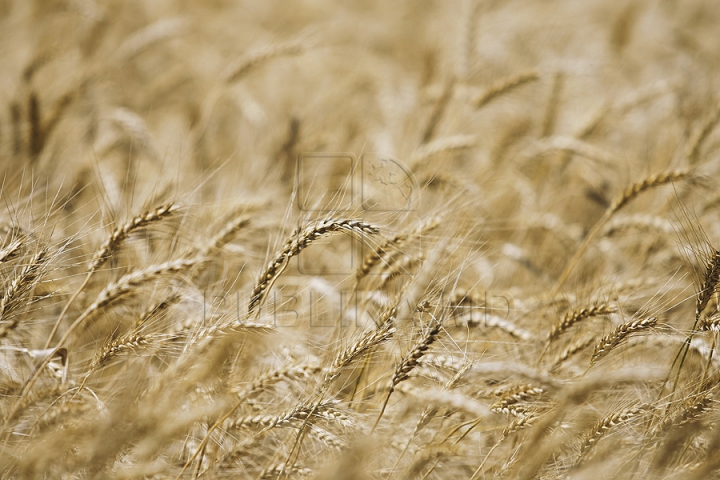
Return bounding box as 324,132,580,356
89,201,179,272
549,337,595,372
199,215,251,257
590,317,657,366
248,218,379,315
541,71,564,137
91,333,151,369
374,317,443,430
577,404,651,460
472,70,540,109
549,304,617,341
696,250,720,321
325,308,396,383
0,248,49,339
687,104,720,164
358,216,439,278
609,170,691,215
223,37,309,84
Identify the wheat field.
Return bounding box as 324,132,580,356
1,0,720,478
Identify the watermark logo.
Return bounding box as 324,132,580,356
296,153,417,212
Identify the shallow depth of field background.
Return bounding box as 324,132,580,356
2,1,720,479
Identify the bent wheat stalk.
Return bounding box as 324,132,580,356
372,317,443,432
44,201,179,348
248,218,379,316
590,317,657,366
0,248,50,340
554,169,690,294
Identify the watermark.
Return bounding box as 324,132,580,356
296,153,417,212
199,286,514,328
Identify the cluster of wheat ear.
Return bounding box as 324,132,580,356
2,0,720,478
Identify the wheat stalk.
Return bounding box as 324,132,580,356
248,219,379,316
555,169,691,293
577,404,651,461
89,201,179,272
548,304,617,341
0,248,50,339
373,316,443,431
472,70,540,109
222,37,309,84
590,317,657,366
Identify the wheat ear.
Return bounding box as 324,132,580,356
696,250,720,321
549,337,595,372
199,215,251,257
590,317,657,366
373,317,443,431
248,219,379,316
421,77,455,143
653,393,713,437
410,134,477,168
358,216,439,279
687,104,720,164
0,248,50,340
223,37,309,84
472,70,540,109
577,404,651,462
44,201,179,349
0,237,24,263
89,201,179,272
90,333,151,370
555,169,690,294
491,384,545,416
548,304,617,342
325,310,396,384
179,363,320,478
